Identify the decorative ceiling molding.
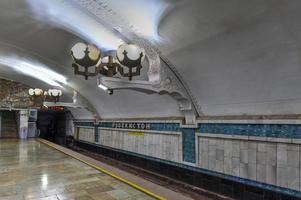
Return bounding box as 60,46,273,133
71,0,161,81
72,0,202,123
44,91,99,118
99,65,197,125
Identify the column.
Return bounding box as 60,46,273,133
19,110,29,139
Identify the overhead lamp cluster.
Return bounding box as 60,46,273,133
28,88,43,97
71,43,146,81
28,88,62,103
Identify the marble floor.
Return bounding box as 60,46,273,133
0,139,155,200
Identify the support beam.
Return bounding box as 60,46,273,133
98,76,196,125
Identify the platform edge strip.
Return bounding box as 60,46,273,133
37,139,166,200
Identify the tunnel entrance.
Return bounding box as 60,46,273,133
0,110,18,138
37,109,73,146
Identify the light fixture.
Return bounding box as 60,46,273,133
28,88,62,104
45,89,62,103
71,43,101,80
47,89,62,97
28,88,43,97
28,88,45,106
116,44,145,80
71,43,146,81
97,56,119,77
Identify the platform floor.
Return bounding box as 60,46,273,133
0,139,156,200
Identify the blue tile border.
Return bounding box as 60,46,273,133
99,122,113,128
182,128,196,163
95,127,99,143
74,121,95,127
75,121,301,166
198,123,301,139
76,121,301,139
98,122,181,132
76,139,301,198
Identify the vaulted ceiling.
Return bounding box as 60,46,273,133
0,0,301,119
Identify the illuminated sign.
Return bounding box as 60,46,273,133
112,122,151,130
128,132,145,137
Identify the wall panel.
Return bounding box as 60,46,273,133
78,127,95,143
197,134,301,191
98,128,182,163
74,120,301,198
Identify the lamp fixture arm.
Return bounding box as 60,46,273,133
72,63,98,80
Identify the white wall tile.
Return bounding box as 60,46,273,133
198,137,301,192
98,129,182,163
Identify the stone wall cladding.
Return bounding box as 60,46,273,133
198,136,301,191
98,128,183,163
78,127,95,143
74,120,301,197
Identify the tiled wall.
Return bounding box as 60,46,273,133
74,120,301,197
182,128,196,163
199,123,301,139
77,127,95,143
75,124,183,163
197,136,301,191
98,128,182,163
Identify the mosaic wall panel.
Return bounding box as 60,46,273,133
197,136,301,191
182,128,196,163
0,79,35,109
78,127,95,143
199,123,301,138
98,129,183,163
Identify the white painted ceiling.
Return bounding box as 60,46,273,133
1,0,301,119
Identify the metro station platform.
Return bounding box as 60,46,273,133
0,139,195,200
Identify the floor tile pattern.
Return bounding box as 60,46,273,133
0,139,155,200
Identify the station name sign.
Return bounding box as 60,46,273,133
112,122,151,130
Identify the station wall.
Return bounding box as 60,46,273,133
74,120,301,198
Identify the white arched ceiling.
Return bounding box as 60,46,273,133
157,0,301,116
0,0,181,119
1,0,301,119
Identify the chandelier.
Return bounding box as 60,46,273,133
28,88,62,104
71,43,146,80
28,88,44,105
44,89,62,103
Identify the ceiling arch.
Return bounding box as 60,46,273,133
0,0,183,120
1,0,301,119
157,0,301,116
